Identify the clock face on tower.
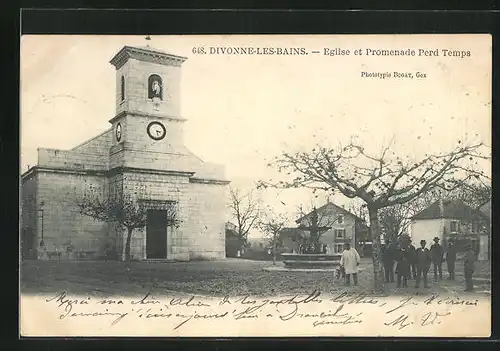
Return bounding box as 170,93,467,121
115,123,122,142
147,121,166,141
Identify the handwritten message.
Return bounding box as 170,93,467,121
19,290,490,337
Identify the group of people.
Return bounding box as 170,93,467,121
381,237,476,292
337,238,477,292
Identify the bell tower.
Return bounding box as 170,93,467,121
108,46,192,170
110,45,187,118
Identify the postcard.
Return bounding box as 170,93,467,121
20,34,491,337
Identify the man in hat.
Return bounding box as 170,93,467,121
407,239,417,280
395,244,410,288
464,243,476,292
445,240,457,280
381,242,396,283
415,239,431,288
430,237,444,281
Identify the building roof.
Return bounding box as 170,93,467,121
478,200,491,218
412,198,488,221
225,222,238,237
280,227,308,234
109,45,188,69
225,222,237,231
279,227,309,239
295,201,367,224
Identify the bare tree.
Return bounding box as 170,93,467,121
228,187,262,250
379,204,412,244
295,202,338,253
76,187,181,265
447,182,491,209
258,211,289,265
347,202,370,256
258,139,489,291
378,187,444,245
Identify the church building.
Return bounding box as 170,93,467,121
21,45,229,261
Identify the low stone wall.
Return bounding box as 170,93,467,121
37,248,105,261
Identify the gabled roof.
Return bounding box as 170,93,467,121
295,202,366,224
279,227,309,239
225,222,237,231
225,222,238,236
412,198,488,221
280,227,308,235
478,200,491,218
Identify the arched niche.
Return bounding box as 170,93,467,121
148,74,163,100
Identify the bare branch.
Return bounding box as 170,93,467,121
261,137,490,292
76,187,181,262
228,187,262,243
263,140,488,210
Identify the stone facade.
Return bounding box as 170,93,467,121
21,45,229,261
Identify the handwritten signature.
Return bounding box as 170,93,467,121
384,311,452,330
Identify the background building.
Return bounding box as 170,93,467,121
410,198,490,260
21,45,229,261
225,221,243,258
280,202,369,254
477,199,491,261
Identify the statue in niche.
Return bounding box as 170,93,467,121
152,80,161,96
148,74,163,101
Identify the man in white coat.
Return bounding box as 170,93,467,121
340,242,361,286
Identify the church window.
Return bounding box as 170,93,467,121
120,75,125,101
148,74,163,100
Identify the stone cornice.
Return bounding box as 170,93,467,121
110,46,188,70
189,178,230,186
22,166,108,179
21,166,229,186
109,143,194,158
21,167,37,182
109,166,195,178
21,165,195,180
109,110,187,124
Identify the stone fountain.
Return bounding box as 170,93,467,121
281,252,342,269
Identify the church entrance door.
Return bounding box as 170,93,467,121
146,209,168,259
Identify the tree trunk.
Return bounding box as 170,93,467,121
368,206,385,292
124,227,133,264
272,232,277,265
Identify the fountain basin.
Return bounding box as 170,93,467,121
281,253,341,269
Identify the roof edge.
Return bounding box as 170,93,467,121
109,45,188,69
295,201,364,223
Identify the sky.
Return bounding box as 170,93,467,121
20,35,492,237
